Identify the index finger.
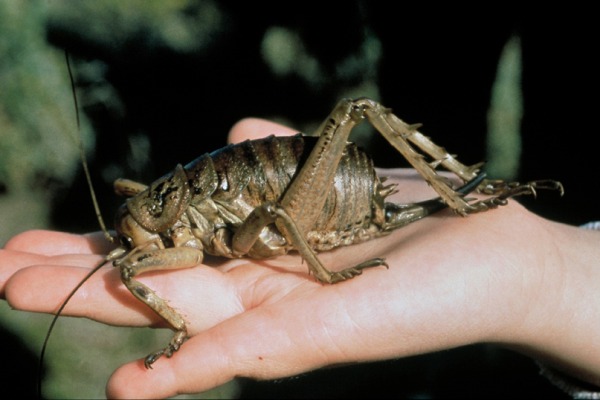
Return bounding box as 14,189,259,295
1,231,111,297
4,230,115,256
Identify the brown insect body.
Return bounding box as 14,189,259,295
45,98,563,371
119,134,397,264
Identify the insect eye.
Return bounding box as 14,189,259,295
119,235,134,249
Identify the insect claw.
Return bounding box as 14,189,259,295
353,257,388,270
530,185,538,199
144,350,164,369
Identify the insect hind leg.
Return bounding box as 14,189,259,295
354,98,563,215
382,172,487,230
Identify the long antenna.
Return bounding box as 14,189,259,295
37,260,106,399
64,51,114,243
38,52,116,399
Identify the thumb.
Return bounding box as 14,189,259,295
106,288,371,398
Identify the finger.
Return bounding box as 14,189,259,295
3,263,159,326
228,118,298,144
106,281,399,398
105,296,326,398
0,248,107,297
3,229,114,256
5,260,244,330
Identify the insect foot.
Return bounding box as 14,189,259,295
144,330,188,369
455,179,565,215
326,258,389,284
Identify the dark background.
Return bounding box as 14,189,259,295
49,5,598,228
2,2,598,398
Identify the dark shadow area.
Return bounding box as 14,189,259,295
0,325,43,398
237,345,570,399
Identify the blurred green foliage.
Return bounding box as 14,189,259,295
0,1,237,398
487,35,522,180
0,0,90,192
47,0,224,54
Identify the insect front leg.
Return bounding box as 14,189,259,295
114,178,148,197
114,243,204,368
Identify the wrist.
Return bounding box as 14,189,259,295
504,219,600,387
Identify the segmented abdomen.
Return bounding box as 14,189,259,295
201,134,379,234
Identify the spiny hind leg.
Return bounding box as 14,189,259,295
463,179,564,211
377,110,564,211
351,98,476,214
355,98,562,214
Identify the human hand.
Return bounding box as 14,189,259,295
2,119,599,398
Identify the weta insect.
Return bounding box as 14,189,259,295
44,97,563,376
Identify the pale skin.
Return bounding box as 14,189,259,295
1,119,600,399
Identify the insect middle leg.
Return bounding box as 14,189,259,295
233,201,387,283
